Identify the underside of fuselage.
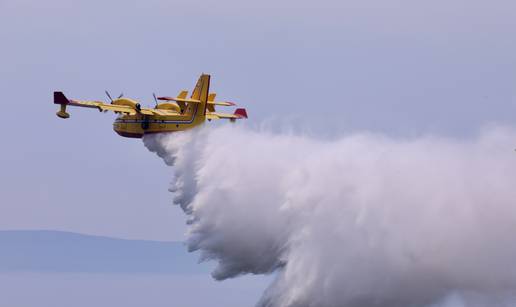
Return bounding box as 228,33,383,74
115,130,146,138
113,122,204,138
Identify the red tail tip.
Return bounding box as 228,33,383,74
234,108,248,119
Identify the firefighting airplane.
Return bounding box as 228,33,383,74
54,74,247,138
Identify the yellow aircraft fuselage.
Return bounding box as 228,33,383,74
113,104,206,138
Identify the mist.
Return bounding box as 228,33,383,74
144,125,516,307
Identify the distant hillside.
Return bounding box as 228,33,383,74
0,230,210,274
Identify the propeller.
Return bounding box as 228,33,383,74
105,90,113,103
105,91,123,103
153,93,158,108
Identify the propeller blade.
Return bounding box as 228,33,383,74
153,93,158,107
105,90,113,103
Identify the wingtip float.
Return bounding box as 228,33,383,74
53,74,248,138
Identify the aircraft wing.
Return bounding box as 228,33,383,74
54,92,137,115
90,102,137,115
70,99,175,116
54,92,178,117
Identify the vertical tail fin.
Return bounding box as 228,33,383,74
187,74,210,115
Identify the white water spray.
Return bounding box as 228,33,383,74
144,125,516,307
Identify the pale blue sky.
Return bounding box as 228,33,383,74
0,0,515,240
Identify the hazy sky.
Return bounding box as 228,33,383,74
0,0,515,240
0,272,270,307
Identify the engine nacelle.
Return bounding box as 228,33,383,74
112,98,139,109
156,102,181,113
